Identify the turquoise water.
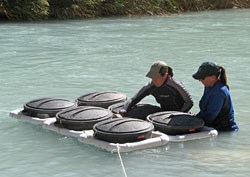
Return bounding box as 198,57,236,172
1,9,250,177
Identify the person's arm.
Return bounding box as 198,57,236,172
197,92,225,125
168,78,193,112
122,82,154,113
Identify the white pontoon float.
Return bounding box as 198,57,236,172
9,108,218,152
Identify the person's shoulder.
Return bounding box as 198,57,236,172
215,81,229,94
167,76,176,83
167,77,184,86
211,82,228,97
220,85,230,96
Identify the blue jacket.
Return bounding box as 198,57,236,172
197,81,239,131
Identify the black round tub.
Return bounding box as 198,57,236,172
147,111,204,135
93,118,154,143
76,91,127,109
23,98,75,118
109,102,162,120
56,106,113,131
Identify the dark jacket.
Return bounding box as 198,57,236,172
123,77,193,113
197,81,239,131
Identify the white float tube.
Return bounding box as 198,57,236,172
9,109,218,152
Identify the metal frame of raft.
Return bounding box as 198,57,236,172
9,108,218,152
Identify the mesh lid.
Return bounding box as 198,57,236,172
147,111,204,128
25,98,75,110
94,118,154,134
57,106,113,122
108,102,124,114
77,91,127,104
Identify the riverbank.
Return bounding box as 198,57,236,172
1,0,250,21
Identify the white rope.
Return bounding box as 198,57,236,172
116,144,128,177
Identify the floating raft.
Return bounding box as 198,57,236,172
9,108,218,152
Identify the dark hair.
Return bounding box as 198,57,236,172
218,66,229,90
159,66,174,77
168,67,174,77
159,66,167,76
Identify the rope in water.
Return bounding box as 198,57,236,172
116,144,128,177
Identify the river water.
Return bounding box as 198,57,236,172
1,9,250,177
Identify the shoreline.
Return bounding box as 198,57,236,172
1,0,250,21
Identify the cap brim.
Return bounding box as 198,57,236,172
192,71,203,80
146,71,160,80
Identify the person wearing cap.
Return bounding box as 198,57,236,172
192,62,239,131
119,61,193,116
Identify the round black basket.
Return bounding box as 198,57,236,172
93,118,154,143
76,91,127,109
108,102,162,120
23,98,76,118
147,111,204,135
56,106,113,131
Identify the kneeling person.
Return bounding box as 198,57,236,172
120,61,193,116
